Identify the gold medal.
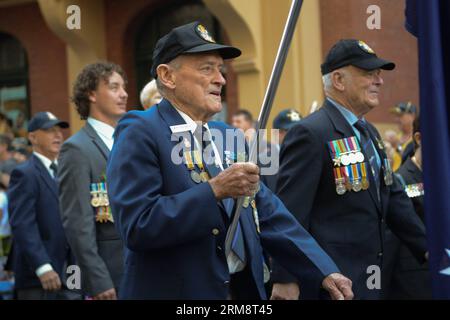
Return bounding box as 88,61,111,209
103,194,109,206
190,170,201,184
362,178,370,190
361,163,370,190
243,196,250,208
200,171,210,182
251,200,261,234
91,194,100,207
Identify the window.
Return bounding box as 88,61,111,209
0,32,29,138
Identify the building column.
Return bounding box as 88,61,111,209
37,0,106,133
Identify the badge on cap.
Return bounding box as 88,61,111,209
196,24,216,43
358,40,375,54
46,112,57,120
286,110,301,121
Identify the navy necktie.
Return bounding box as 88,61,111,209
354,120,380,194
50,162,58,178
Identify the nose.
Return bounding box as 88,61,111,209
120,86,128,99
374,73,383,86
214,69,226,86
55,130,63,140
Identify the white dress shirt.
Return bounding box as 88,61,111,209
33,152,58,178
87,117,115,151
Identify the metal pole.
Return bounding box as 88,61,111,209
225,0,304,257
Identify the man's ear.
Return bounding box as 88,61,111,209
332,70,346,92
28,132,36,145
88,90,96,104
413,132,421,147
157,64,176,90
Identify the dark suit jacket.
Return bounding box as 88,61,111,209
388,158,432,299
273,100,427,299
8,155,72,289
58,123,124,297
106,99,340,299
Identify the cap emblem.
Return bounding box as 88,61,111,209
287,110,301,121
358,40,375,54
196,24,216,43
46,112,57,120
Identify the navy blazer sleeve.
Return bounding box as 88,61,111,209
256,181,340,281
8,168,51,271
270,124,325,284
107,112,225,251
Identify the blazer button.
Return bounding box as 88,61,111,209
212,228,220,236
378,252,383,257
381,218,385,224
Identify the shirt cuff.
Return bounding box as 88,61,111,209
35,263,53,277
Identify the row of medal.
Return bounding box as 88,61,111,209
405,182,424,198
184,150,211,184
90,182,114,223
328,136,365,167
333,163,370,195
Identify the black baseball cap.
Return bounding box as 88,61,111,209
273,109,302,130
28,112,69,132
151,21,242,78
321,39,395,75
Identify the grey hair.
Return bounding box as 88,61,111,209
155,57,183,96
322,72,333,92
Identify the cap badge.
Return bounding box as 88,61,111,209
196,24,216,43
358,40,375,54
286,110,301,121
46,112,57,120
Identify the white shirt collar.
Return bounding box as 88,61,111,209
174,108,211,133
87,117,115,150
173,107,222,169
33,151,57,177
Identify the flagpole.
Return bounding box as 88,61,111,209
225,0,304,257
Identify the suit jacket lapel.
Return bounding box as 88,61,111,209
323,101,382,213
157,98,191,130
32,155,58,199
365,124,392,215
83,122,110,161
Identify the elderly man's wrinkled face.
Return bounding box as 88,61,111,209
342,66,384,115
171,53,226,121
28,126,64,160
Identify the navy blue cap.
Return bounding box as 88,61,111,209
273,109,302,130
151,21,241,78
390,101,417,114
321,39,395,75
28,112,69,132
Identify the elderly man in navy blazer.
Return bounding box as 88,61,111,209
107,22,354,300
271,39,428,300
8,112,77,300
